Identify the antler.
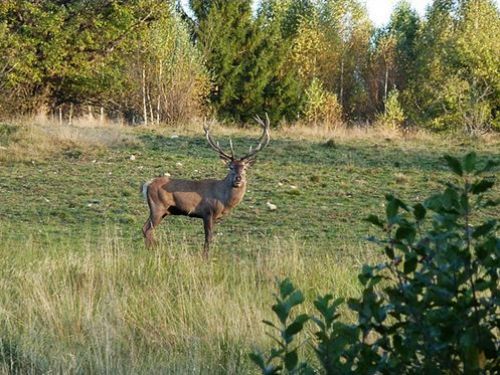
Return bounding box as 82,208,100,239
203,120,233,161
240,113,271,161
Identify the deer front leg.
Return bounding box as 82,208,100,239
202,215,214,258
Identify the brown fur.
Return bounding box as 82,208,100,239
142,160,251,257
142,116,269,257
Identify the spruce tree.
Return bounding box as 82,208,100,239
191,0,305,122
387,1,420,91
191,1,259,120
256,0,306,122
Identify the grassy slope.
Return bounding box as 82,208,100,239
0,122,498,373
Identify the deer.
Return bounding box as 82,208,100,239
141,115,270,257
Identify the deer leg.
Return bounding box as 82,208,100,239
142,212,165,248
202,215,214,258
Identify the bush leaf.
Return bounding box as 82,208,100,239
444,155,463,176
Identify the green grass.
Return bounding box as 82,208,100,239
0,122,498,373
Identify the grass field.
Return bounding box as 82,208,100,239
0,120,498,373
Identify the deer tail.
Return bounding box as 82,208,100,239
140,180,153,200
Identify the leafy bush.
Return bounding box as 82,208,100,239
377,89,405,130
249,279,314,374
251,152,499,374
304,78,343,128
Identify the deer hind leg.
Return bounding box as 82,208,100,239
142,209,166,248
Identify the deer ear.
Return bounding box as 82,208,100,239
220,156,231,165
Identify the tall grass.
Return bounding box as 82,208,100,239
0,225,372,374
0,120,139,163
1,119,497,373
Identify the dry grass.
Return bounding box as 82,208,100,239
0,118,139,163
0,116,498,373
277,121,423,141
0,227,369,374
2,115,499,165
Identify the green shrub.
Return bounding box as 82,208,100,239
378,89,405,130
303,78,343,128
251,152,499,374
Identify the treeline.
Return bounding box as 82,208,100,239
0,0,498,132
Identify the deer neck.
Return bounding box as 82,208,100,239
222,175,247,209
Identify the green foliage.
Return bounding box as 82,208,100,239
303,78,343,128
128,9,208,124
370,1,420,115
256,0,305,122
250,279,313,374
191,0,305,122
405,0,499,132
192,1,261,121
0,0,499,128
293,0,373,120
0,0,165,114
378,89,405,129
387,1,420,88
252,152,499,373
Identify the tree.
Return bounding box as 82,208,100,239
124,9,208,125
369,1,420,118
255,0,306,122
405,0,499,132
455,0,500,131
371,31,397,108
388,0,420,90
190,1,261,120
317,0,373,119
287,0,373,122
0,0,163,116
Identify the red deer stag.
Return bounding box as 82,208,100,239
142,116,270,257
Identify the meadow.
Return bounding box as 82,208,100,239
0,120,498,373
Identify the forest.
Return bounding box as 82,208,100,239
0,0,499,133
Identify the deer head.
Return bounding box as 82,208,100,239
203,114,270,188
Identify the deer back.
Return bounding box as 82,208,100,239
147,175,246,219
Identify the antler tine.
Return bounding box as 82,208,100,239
229,139,235,159
240,113,271,161
203,120,233,161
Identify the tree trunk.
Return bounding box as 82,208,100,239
142,65,148,126
384,65,389,103
340,58,344,106
68,103,73,125
157,62,162,125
